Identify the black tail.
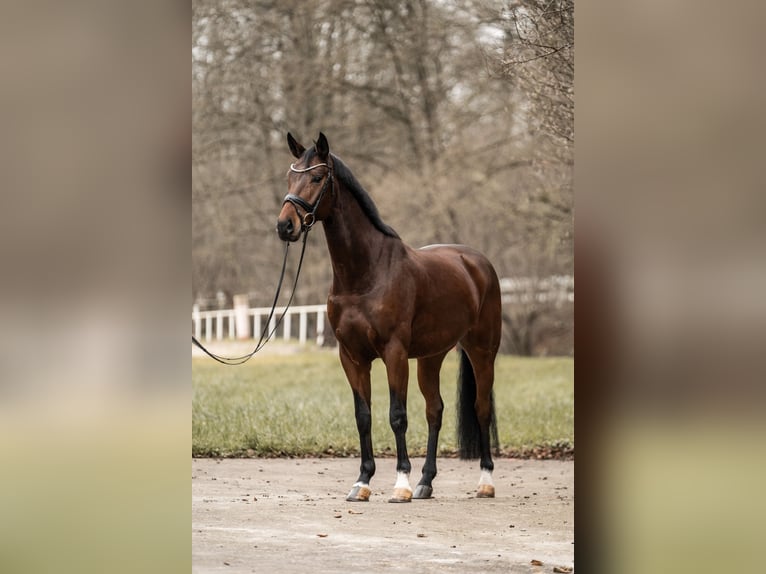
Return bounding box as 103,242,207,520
456,348,498,459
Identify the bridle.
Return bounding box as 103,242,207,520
282,159,335,230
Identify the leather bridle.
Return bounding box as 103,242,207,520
282,160,335,230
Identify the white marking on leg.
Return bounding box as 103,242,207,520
353,481,369,488
478,469,494,487
394,471,411,491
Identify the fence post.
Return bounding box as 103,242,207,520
316,310,325,346
299,311,308,344
228,311,236,339
205,314,212,342
233,294,250,339
216,311,223,341
253,312,262,341
269,313,276,340
283,311,291,340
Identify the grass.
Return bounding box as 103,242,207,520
192,345,573,458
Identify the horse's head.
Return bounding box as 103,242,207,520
276,132,335,242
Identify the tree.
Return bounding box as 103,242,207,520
493,0,574,354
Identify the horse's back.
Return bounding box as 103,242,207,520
416,243,500,295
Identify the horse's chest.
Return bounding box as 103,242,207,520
328,296,374,332
328,295,398,351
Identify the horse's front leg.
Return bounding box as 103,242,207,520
339,346,375,502
383,341,412,503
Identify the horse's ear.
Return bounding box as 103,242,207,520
316,132,329,160
287,132,305,159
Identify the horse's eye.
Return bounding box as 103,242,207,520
311,175,323,184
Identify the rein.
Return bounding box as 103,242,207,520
192,159,333,365
191,229,310,365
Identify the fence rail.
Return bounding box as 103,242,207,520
192,304,327,346
499,274,574,305
192,276,572,345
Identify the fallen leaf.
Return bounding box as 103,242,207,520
348,509,363,515
333,514,342,519
531,559,544,566
417,533,426,538
317,533,328,538
553,567,573,573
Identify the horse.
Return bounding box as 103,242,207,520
276,132,502,502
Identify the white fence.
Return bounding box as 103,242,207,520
499,275,574,305
192,276,573,345
192,304,327,345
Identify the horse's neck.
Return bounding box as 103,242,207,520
321,188,399,293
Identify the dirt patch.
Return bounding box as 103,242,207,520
192,457,574,573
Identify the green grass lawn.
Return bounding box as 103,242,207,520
192,346,573,458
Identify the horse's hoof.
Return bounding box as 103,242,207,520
476,484,495,498
388,488,412,503
346,485,371,502
412,484,433,499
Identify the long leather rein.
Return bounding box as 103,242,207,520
191,159,333,365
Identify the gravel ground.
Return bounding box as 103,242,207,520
192,457,574,573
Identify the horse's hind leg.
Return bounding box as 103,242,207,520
462,345,499,498
413,352,447,499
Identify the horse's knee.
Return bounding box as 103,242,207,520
355,409,372,433
389,407,408,434
353,393,372,432
389,391,408,434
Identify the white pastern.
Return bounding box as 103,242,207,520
352,481,369,488
478,469,494,487
394,471,412,492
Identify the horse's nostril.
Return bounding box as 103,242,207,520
277,219,296,239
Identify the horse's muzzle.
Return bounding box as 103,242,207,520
276,218,300,242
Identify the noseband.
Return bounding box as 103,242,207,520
283,161,334,230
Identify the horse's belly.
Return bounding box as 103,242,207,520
409,322,467,358
330,292,474,359
408,309,473,358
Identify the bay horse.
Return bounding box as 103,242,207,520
276,132,501,502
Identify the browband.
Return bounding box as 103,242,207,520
289,162,328,173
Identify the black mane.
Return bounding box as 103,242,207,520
331,154,399,239
302,147,399,238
